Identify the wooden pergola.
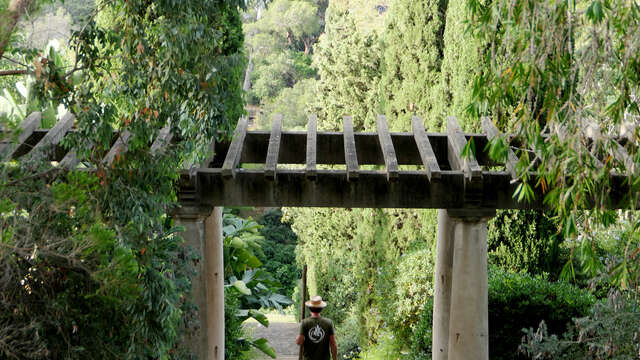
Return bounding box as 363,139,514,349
2,112,636,360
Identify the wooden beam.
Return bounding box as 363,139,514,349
481,117,518,179
103,130,131,166
265,114,283,180
447,116,482,181
222,117,249,178
306,115,317,180
343,116,359,181
0,111,41,159
60,149,80,168
197,169,554,209
612,140,636,176
28,112,75,161
151,125,173,155
196,168,633,210
376,115,399,181
412,115,442,181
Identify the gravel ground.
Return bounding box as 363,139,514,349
244,321,300,360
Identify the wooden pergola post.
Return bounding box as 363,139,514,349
433,209,495,360
174,206,225,360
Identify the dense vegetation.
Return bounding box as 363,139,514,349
3,0,639,359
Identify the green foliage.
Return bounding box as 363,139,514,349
0,167,196,359
521,290,640,359
410,269,595,360
286,207,437,352
356,332,406,359
488,270,595,360
379,0,448,131
488,210,566,278
2,0,248,358
310,5,382,130
258,79,317,129
222,211,293,358
225,290,251,360
467,0,640,290
245,0,322,55
335,310,362,360
433,0,488,131
256,209,301,298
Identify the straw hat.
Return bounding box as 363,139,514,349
305,295,327,308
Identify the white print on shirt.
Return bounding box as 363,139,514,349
308,324,325,344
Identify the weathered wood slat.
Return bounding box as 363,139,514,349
612,140,636,176
376,115,399,181
579,123,605,169
151,125,173,155
481,117,519,179
28,112,75,161
0,112,41,159
447,116,482,181
265,114,283,180
343,116,359,181
103,130,131,166
412,116,442,181
306,114,317,179
222,117,249,178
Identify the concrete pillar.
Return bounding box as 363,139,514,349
432,209,455,360
174,215,208,360
204,207,225,360
432,209,494,360
447,210,494,360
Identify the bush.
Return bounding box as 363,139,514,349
336,309,362,360
488,270,595,360
488,210,566,278
521,290,640,359
225,290,250,360
410,269,595,360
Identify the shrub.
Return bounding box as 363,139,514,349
488,210,566,278
488,269,595,360
521,290,640,359
225,290,250,360
409,269,595,360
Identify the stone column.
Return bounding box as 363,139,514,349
432,209,455,360
446,209,494,360
204,207,225,360
174,214,208,360
432,209,494,360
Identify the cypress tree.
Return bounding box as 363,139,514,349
434,0,488,131
311,5,382,131
379,0,448,131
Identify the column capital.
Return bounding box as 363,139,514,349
446,208,496,222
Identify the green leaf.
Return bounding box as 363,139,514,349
233,280,251,296
250,338,276,359
249,309,269,327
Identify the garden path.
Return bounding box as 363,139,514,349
245,320,299,360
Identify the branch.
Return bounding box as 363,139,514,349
0,69,27,76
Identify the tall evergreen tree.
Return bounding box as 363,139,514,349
379,0,448,131
310,5,381,131
434,0,488,131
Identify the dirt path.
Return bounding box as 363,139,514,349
245,321,299,360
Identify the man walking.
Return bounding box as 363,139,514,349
296,296,338,360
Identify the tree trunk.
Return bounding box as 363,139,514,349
0,0,33,61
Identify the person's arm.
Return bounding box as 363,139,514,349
296,334,304,346
329,334,337,360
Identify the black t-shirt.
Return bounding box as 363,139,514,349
299,316,335,360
